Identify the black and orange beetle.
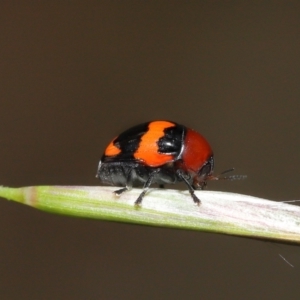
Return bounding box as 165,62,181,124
96,120,240,206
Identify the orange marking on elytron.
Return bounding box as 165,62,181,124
104,138,121,156
134,121,175,167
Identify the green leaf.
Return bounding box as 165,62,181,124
0,185,300,243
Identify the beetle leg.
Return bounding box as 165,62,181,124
114,167,134,196
114,187,128,196
176,170,201,205
134,169,160,206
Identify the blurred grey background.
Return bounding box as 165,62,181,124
1,2,300,299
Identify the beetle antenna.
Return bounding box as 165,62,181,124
220,168,235,175
209,168,247,181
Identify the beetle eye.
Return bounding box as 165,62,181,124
198,156,214,178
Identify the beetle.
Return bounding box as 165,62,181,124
96,120,236,206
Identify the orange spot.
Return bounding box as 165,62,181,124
134,121,175,166
104,138,121,156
